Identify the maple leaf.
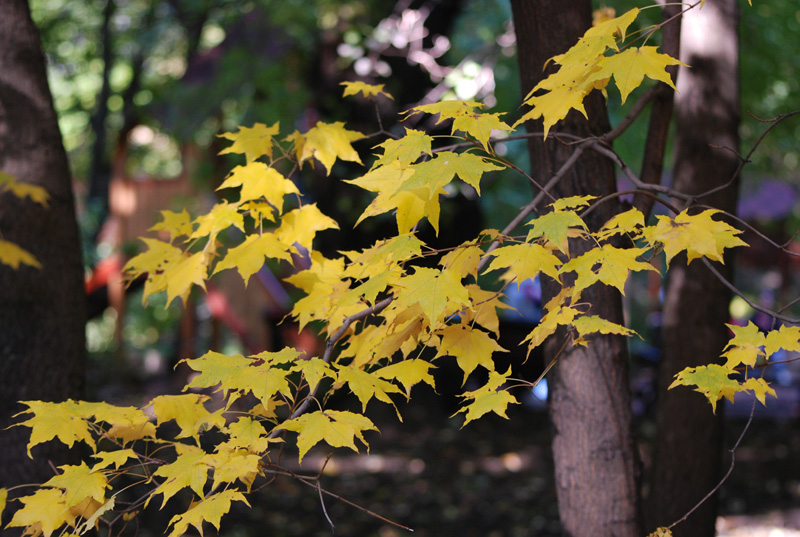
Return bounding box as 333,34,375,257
526,210,588,255
461,284,514,335
222,417,270,454
721,321,766,368
669,364,742,413
151,394,224,441
336,365,403,412
6,488,72,537
0,487,6,525
440,241,483,279
741,377,777,406
595,207,645,241
593,46,685,104
292,121,364,175
167,490,249,537
436,323,507,384
394,266,471,328
0,239,41,269
516,86,590,138
278,410,378,462
342,233,424,279
523,305,580,352
375,359,436,397
550,194,596,211
275,203,339,251
485,242,562,283
451,111,513,152
44,462,108,508
122,237,183,283
0,171,50,206
560,244,657,301
149,444,209,508
373,128,433,167
402,151,504,195
217,163,300,214
643,209,747,266
213,232,291,283
149,209,194,241
341,81,393,100
79,401,155,443
218,122,279,163
206,447,262,490
765,325,800,357
91,449,138,471
15,400,95,456
572,315,638,346
456,369,518,426
404,100,484,124
189,200,245,242
163,251,210,306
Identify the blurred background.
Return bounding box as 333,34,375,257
26,0,800,535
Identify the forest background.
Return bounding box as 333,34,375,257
1,0,800,536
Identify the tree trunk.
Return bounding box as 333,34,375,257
646,2,740,536
510,3,642,536
0,0,86,509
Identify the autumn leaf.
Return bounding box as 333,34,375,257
404,100,484,124
572,315,638,346
92,449,138,471
336,365,403,412
149,444,209,508
721,321,766,368
0,239,41,269
375,359,436,397
217,163,300,214
189,200,245,242
44,462,108,508
278,410,378,462
560,244,657,301
15,400,95,456
461,284,514,335
451,111,513,152
206,447,262,490
595,207,645,241
341,80,393,100
149,209,194,241
436,323,507,384
523,304,580,352
151,394,224,441
275,203,339,251
592,46,685,104
764,324,800,358
373,128,433,167
526,209,588,255
668,364,771,413
218,122,279,163
6,488,72,537
0,171,49,206
167,490,249,537
485,242,562,283
643,209,747,266
122,237,183,283
394,266,471,327
213,232,291,283
456,369,518,426
291,121,364,175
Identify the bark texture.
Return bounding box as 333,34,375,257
510,2,641,536
646,2,741,536
0,0,86,509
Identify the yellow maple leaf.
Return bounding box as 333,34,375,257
523,305,580,352
205,447,262,490
15,400,95,456
149,444,209,508
222,417,271,454
375,359,436,397
461,284,514,335
0,239,41,269
526,210,588,255
404,100,484,124
440,241,483,279
91,449,138,471
218,122,279,163
0,487,6,525
560,244,657,302
595,207,645,241
278,410,378,462
167,490,249,537
217,163,300,213
0,171,50,206
163,250,209,306
721,321,766,368
79,401,155,443
44,462,108,508
451,111,513,152
336,365,403,413
213,232,291,283
188,200,245,242
122,237,183,283
669,364,743,413
485,242,563,283
394,266,471,328
436,323,507,384
341,80,393,100
764,325,800,358
292,121,364,175
151,394,223,441
571,315,638,346
372,128,433,167
593,46,685,104
275,203,339,251
644,209,747,266
456,369,518,425
149,209,194,241
6,488,72,537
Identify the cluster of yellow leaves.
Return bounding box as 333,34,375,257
0,172,49,269
517,8,685,137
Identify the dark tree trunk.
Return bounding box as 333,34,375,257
0,0,86,512
510,2,641,536
646,2,740,536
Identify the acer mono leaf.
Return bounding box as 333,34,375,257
167,490,249,537
212,232,291,283
0,239,41,269
593,45,686,104
0,171,49,206
278,410,378,463
669,364,776,413
149,209,194,241
43,462,108,509
341,80,393,100
644,209,748,266
151,394,224,441
373,128,433,167
7,488,72,537
436,323,507,384
394,266,472,328
721,321,766,368
15,400,96,456
218,122,279,163
456,369,519,426
291,121,364,175
149,444,209,508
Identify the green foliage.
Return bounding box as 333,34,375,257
3,7,792,536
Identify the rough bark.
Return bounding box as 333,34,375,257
0,0,86,512
646,2,740,536
510,2,641,536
